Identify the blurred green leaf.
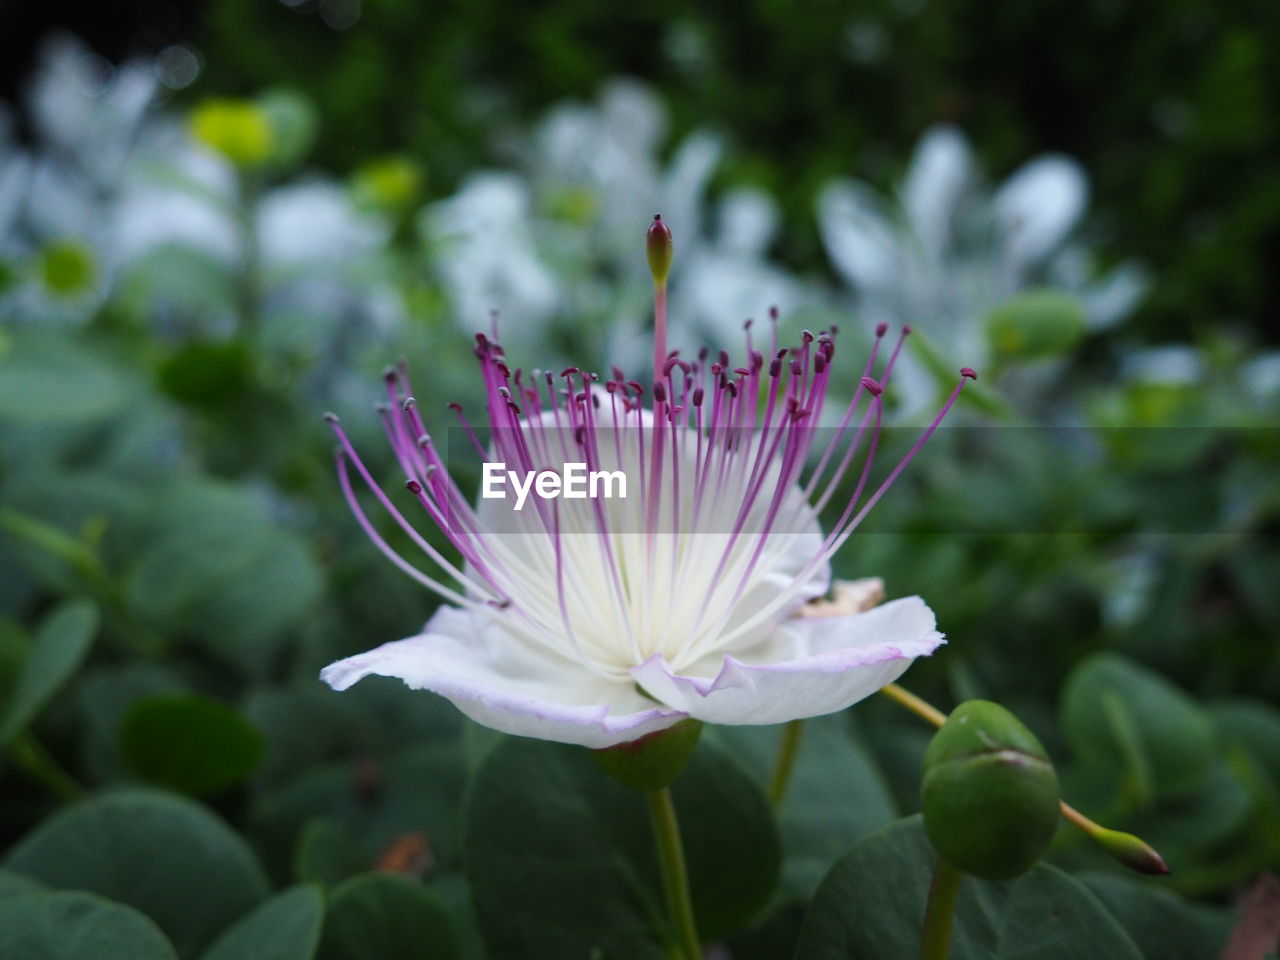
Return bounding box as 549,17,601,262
316,873,457,960
795,816,1143,959
985,289,1088,361
0,333,129,423
1061,653,1215,801
2,789,270,957
1083,873,1230,960
294,818,369,887
199,885,324,960
0,871,46,900
157,341,253,407
464,738,779,957
713,714,898,899
259,89,319,170
0,891,179,960
120,694,266,797
0,599,98,747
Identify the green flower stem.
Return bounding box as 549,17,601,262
235,173,263,341
919,856,962,960
7,732,84,802
767,718,806,808
646,787,702,960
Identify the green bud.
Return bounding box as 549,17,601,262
646,214,673,287
1091,827,1169,876
922,700,1060,880
592,719,701,791
190,98,273,168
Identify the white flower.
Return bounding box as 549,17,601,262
321,298,972,748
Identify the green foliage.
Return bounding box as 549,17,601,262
2,790,271,957
795,816,1143,960
464,738,779,957
198,885,324,960
121,694,266,797
316,873,457,960
0,599,98,747
0,892,179,960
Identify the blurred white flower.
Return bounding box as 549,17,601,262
422,171,559,348
818,125,1149,415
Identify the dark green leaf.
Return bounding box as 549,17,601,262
2,789,270,957
317,873,457,960
1061,653,1215,801
713,714,898,899
0,891,178,960
0,871,46,900
121,694,266,797
0,333,129,423
199,885,324,960
464,737,779,958
795,816,1143,960
0,599,99,747
1083,873,1230,960
293,819,369,887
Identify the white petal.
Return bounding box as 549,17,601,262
816,180,900,293
630,597,943,725
902,125,973,260
321,606,685,749
995,155,1088,268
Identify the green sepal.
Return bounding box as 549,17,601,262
592,719,702,791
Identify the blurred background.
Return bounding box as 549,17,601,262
1,2,1277,958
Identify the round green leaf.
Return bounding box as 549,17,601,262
985,289,1088,360
795,816,1143,960
1083,874,1230,960
2,789,270,957
317,873,457,960
0,333,129,423
1061,653,1215,801
293,819,369,887
713,715,898,899
121,694,265,797
0,891,178,960
0,871,46,900
199,885,324,960
464,738,779,958
0,598,98,747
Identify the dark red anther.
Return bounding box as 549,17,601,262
769,358,782,378
405,480,422,494
574,426,586,445
750,349,764,370
860,377,883,397
961,367,978,380
744,318,754,330
718,350,730,368
790,359,803,376
606,381,618,394
496,361,512,379
802,330,814,343
734,367,750,377
726,381,738,399
560,366,579,378
612,365,626,381
875,322,888,337
381,365,398,383
627,380,644,395
814,354,826,375
692,387,705,407
769,305,779,320
448,402,463,412
653,382,668,403
902,325,913,335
